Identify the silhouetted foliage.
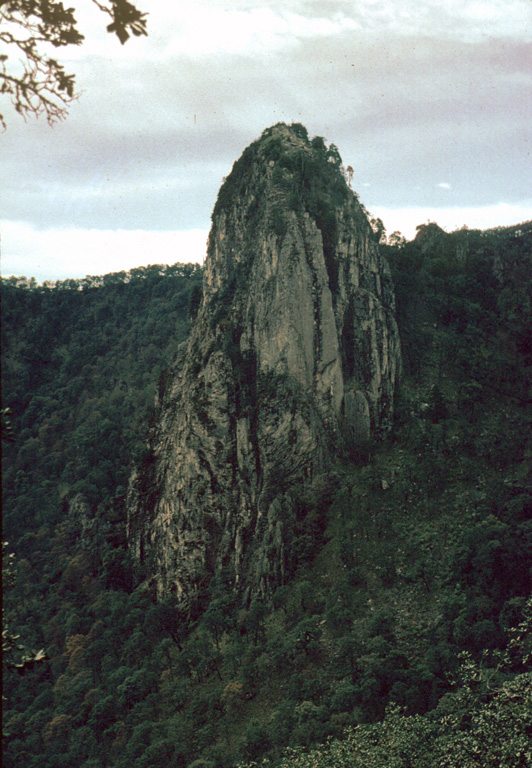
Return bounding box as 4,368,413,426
0,0,147,128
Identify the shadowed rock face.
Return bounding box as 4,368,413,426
127,123,401,604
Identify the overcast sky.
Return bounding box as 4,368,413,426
1,0,531,281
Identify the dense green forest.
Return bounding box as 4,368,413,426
1,263,203,541
2,223,532,768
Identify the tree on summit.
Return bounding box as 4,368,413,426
370,217,386,243
346,165,354,187
0,0,147,128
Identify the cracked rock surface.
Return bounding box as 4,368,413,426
127,123,401,604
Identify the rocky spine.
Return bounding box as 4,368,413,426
127,123,401,604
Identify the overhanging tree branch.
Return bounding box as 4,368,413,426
0,0,147,129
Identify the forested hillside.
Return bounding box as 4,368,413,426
2,264,203,543
2,224,532,768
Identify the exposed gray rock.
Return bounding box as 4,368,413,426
344,389,371,443
127,123,401,604
67,492,95,548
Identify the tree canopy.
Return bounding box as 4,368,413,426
0,0,147,128
2,223,531,767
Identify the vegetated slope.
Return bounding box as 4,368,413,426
2,226,532,764
255,220,532,768
1,264,203,546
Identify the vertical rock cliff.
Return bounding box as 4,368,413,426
127,123,401,604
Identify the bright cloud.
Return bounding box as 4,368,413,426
149,0,532,57
371,201,532,240
64,0,532,65
0,222,208,282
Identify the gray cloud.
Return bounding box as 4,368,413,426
2,0,531,277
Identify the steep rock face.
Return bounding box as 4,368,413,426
127,123,401,603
